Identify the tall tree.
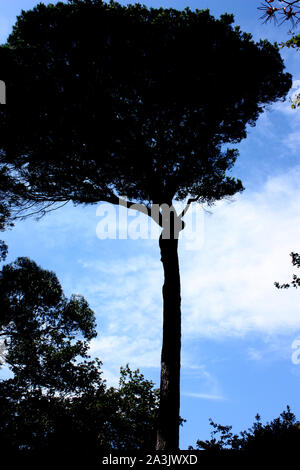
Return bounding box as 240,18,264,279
0,0,292,449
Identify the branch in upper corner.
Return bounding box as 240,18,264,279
274,252,300,289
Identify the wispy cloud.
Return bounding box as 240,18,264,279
55,164,300,384
6,162,300,387
247,348,263,361
180,165,300,338
89,334,161,370
182,392,225,401
282,130,300,154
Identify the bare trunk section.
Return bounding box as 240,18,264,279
156,233,181,450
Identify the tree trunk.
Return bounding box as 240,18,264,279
156,232,181,450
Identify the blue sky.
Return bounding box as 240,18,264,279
1,0,300,450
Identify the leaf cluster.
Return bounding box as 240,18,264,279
0,257,160,458
0,256,99,394
191,406,300,451
0,1,292,213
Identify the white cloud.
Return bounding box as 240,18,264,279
62,166,300,384
182,392,224,401
181,166,300,338
89,334,161,370
248,348,263,361
7,150,300,388
80,254,159,276
283,130,300,154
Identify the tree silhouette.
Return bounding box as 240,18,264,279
0,168,16,261
0,257,101,394
0,256,103,457
103,364,160,450
0,257,160,460
0,0,292,449
192,406,300,453
0,157,32,261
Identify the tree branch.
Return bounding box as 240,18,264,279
178,195,201,219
